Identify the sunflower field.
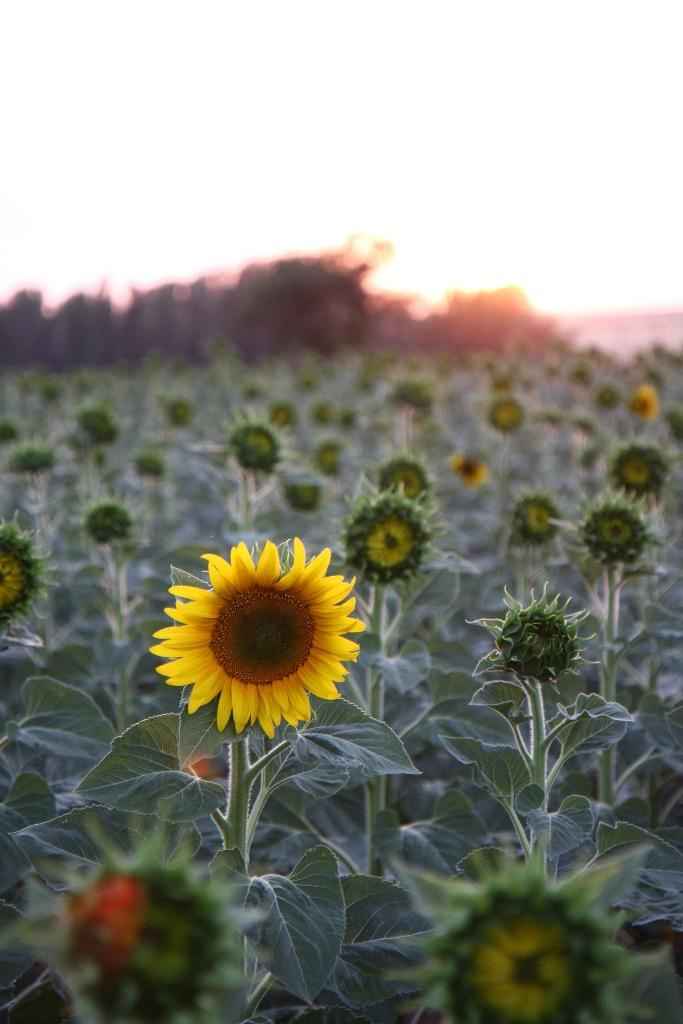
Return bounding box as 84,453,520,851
3,342,683,1022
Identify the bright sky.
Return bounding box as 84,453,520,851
2,1,682,313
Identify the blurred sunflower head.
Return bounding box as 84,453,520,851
488,396,524,433
569,361,592,387
315,439,343,476
163,396,194,428
310,400,336,425
580,491,651,566
56,849,244,1024
628,383,659,420
152,540,364,738
78,404,119,445
476,585,588,683
378,455,431,500
609,443,669,498
283,476,323,513
85,501,133,546
450,454,489,489
229,418,280,474
594,383,621,410
0,522,44,628
8,443,56,475
134,450,165,479
0,419,19,444
343,491,432,584
511,493,559,547
269,400,297,428
417,858,633,1024
391,377,433,414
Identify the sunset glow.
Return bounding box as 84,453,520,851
2,1,681,313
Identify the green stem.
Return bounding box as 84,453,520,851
243,740,290,788
244,972,274,1016
598,567,620,805
505,802,533,859
615,748,657,795
526,678,549,873
240,469,253,530
366,585,387,875
223,738,251,867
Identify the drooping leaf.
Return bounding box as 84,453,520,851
77,714,224,821
376,791,487,874
439,735,530,801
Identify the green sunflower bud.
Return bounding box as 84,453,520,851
78,404,119,445
580,491,651,566
477,587,587,682
488,396,524,433
55,857,244,1024
269,400,297,428
163,396,194,427
511,493,559,547
416,858,636,1024
609,443,669,498
315,439,343,477
134,451,166,479
85,502,133,545
595,383,621,410
310,400,336,425
378,455,431,500
8,443,56,475
0,419,19,443
343,490,432,584
283,477,323,512
0,522,44,627
229,419,280,474
569,361,592,386
391,377,433,414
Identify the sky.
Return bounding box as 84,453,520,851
1,1,682,314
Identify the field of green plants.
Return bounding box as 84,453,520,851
3,341,683,1023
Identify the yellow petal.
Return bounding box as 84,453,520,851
297,547,332,596
153,624,211,641
232,680,251,732
163,603,219,624
275,537,307,591
287,685,311,719
257,702,275,738
271,680,291,711
256,541,281,586
297,665,340,699
169,584,213,602
187,676,222,713
216,685,233,731
313,636,360,659
246,685,259,723
201,554,237,597
230,543,257,590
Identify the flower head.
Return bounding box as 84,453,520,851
78,404,119,445
594,383,621,410
418,858,634,1024
609,443,669,498
152,539,364,738
85,502,133,545
8,443,56,475
477,586,588,682
269,400,297,428
230,419,280,473
343,491,432,584
628,383,659,420
315,439,343,476
580,491,651,566
310,400,336,425
488,396,524,433
511,493,559,547
391,377,433,414
283,477,323,512
163,396,194,427
0,420,19,444
450,454,489,489
134,450,165,479
0,522,44,627
378,455,431,500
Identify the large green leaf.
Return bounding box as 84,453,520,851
552,693,632,761
376,791,487,874
439,735,530,801
527,795,595,859
293,700,419,781
327,875,428,1008
245,846,345,1002
371,640,431,693
4,773,55,825
13,805,200,885
77,714,225,821
16,676,114,761
0,806,30,895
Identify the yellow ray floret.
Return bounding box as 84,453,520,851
151,539,365,738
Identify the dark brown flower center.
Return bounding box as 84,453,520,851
210,588,314,685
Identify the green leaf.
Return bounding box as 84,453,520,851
294,700,419,781
471,680,525,712
553,694,631,761
371,640,431,693
77,714,225,821
12,806,200,885
4,773,55,825
17,676,114,760
0,806,30,895
170,565,208,588
246,846,345,1002
515,784,545,814
527,796,595,859
376,791,486,874
439,736,530,801
0,903,33,987
329,875,428,1007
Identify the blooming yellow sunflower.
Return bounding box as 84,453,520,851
628,383,659,420
450,454,489,488
151,540,364,738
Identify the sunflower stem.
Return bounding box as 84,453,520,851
244,971,273,1017
243,739,290,788
598,566,620,805
225,737,251,867
239,469,253,530
526,677,549,873
366,585,388,875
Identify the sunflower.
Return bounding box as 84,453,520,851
151,540,364,738
230,420,280,473
450,454,489,488
488,397,524,433
609,443,669,498
343,491,432,584
628,383,659,420
0,522,44,627
378,455,431,499
511,493,558,546
580,492,651,565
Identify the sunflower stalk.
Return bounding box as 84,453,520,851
366,584,389,875
524,676,549,873
223,737,251,867
598,566,621,804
